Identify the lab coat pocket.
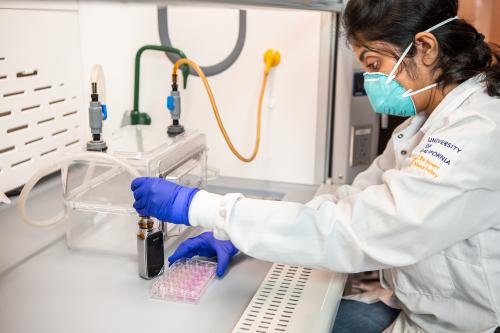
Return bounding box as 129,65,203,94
393,252,454,297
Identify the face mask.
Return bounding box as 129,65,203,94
363,16,458,117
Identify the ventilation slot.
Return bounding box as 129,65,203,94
34,85,52,92
11,158,31,168
63,110,78,117
52,129,68,136
37,117,55,125
21,104,41,112
40,148,57,156
3,90,24,98
0,146,15,154
7,124,28,133
25,137,43,145
49,98,65,105
16,70,38,78
1,16,87,193
232,264,311,333
65,139,80,147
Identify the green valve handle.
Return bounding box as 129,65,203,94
131,45,189,125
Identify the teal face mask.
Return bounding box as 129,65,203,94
363,73,418,117
363,16,458,117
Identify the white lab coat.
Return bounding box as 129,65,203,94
189,75,500,333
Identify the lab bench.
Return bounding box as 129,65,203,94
0,175,346,333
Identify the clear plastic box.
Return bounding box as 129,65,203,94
63,125,207,213
150,258,217,303
62,125,207,255
65,209,138,256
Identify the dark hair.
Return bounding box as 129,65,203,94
342,0,500,97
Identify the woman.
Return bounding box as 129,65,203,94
131,0,500,332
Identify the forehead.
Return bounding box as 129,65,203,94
351,40,398,58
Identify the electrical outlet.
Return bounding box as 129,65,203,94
350,126,372,167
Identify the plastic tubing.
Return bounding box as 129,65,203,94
91,64,106,103
133,45,188,114
18,152,140,228
172,58,269,163
158,7,247,78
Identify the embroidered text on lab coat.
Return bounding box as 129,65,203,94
410,136,462,178
426,137,462,153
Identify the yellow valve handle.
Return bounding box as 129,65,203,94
264,49,281,75
173,49,281,163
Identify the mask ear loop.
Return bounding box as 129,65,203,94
401,83,438,97
424,16,459,33
386,43,414,84
386,16,459,85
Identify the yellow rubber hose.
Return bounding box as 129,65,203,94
173,55,277,163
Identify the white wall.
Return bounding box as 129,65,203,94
78,2,328,185
0,3,86,193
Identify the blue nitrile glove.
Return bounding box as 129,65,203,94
131,177,199,225
168,232,238,277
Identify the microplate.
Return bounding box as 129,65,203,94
151,258,216,304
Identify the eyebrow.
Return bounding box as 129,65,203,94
359,50,368,62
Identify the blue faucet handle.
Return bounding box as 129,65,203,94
166,96,175,112
101,103,108,120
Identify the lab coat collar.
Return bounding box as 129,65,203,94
420,75,484,133
392,112,427,140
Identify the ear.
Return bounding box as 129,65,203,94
414,32,439,67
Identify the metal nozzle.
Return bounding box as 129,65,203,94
138,216,154,230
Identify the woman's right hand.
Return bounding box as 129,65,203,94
131,177,199,225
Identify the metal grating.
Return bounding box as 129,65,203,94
232,264,313,333
0,8,86,192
